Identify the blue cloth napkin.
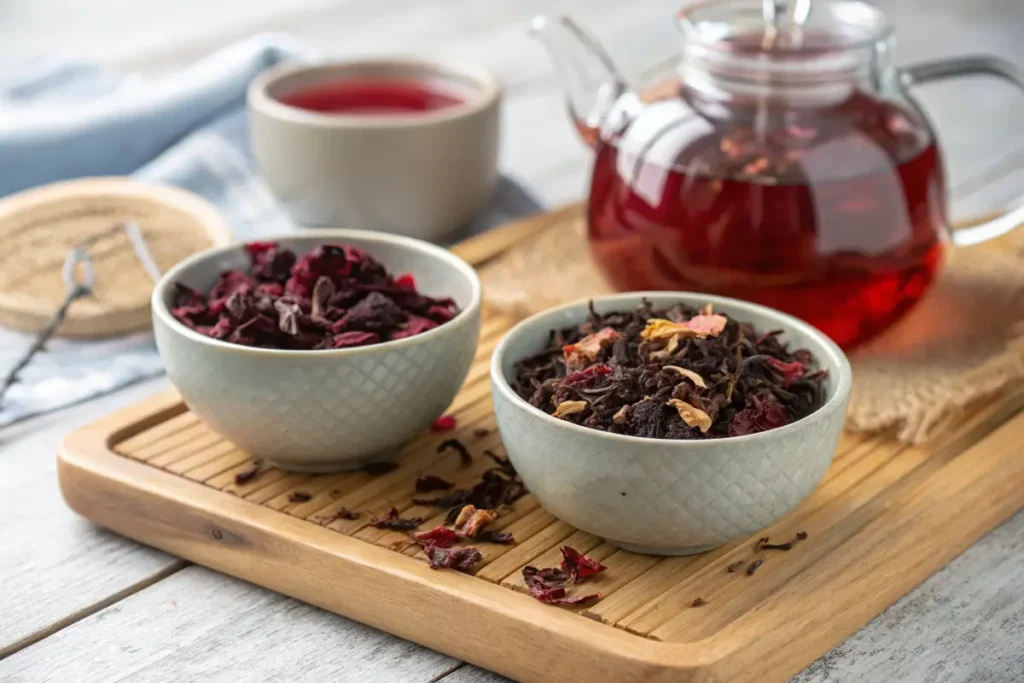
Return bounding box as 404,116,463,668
0,35,540,428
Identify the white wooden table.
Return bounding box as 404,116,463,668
1,2,1023,681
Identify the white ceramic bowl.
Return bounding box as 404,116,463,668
153,230,481,473
490,292,851,556
248,58,501,241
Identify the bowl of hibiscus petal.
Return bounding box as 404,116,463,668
152,230,481,472
490,292,851,556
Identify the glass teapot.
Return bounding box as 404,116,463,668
533,0,1024,348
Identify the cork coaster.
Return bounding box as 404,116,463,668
0,177,232,338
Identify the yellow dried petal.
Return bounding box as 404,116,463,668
666,399,713,433
641,315,728,340
453,504,478,529
553,400,588,418
663,366,707,388
456,507,499,538
640,319,701,341
612,405,630,424
649,333,680,361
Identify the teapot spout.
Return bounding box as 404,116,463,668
530,15,628,147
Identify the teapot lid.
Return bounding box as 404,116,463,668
676,0,893,54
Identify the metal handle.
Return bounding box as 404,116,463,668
902,55,1024,246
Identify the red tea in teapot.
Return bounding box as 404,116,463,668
279,80,464,115
588,91,946,348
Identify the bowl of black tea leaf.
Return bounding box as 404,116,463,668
490,292,850,556
152,230,481,473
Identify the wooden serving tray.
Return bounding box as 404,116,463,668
58,208,1024,683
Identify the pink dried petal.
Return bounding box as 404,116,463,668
763,357,805,386
431,415,457,432
685,314,728,337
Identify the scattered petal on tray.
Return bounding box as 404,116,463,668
370,507,424,531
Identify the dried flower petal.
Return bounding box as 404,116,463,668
370,507,423,531
453,505,499,539
425,544,481,573
410,525,458,548
553,400,588,418
648,333,680,361
437,438,472,466
560,546,606,583
522,565,570,591
415,475,454,493
666,399,713,433
316,507,358,524
562,327,619,369
430,415,457,432
234,461,262,485
529,586,601,606
685,314,728,337
729,395,790,437
763,357,805,386
663,366,707,388
640,318,702,341
172,241,459,350
476,529,515,545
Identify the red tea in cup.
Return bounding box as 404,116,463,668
278,79,464,115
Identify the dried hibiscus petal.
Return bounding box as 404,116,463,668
522,565,570,591
172,241,459,350
425,544,482,573
728,395,790,437
233,461,263,485
415,475,454,493
410,525,458,548
370,507,423,530
762,357,805,386
332,331,379,348
564,364,613,386
522,566,600,606
430,415,457,432
437,438,472,466
560,546,606,583
476,529,515,545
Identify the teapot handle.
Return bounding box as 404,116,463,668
902,56,1024,246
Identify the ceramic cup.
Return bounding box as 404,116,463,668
248,58,501,241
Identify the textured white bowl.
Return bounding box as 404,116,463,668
491,292,851,556
153,230,481,473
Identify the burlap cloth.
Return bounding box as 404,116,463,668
479,210,1024,444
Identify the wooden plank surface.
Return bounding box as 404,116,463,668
1,0,1023,681
36,303,1024,682
0,379,179,658
0,566,461,683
